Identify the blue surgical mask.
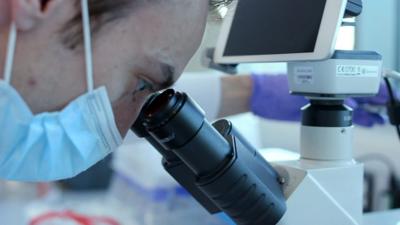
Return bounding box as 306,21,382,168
0,0,123,181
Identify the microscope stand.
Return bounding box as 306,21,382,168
273,159,363,225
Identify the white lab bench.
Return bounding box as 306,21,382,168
364,210,400,225
1,198,399,225
0,201,26,225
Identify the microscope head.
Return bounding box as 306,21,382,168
212,0,381,99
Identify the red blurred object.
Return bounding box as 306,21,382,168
30,210,120,225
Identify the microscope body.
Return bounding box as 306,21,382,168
272,155,364,225
273,50,382,225
132,90,287,225
133,50,382,225
288,50,382,161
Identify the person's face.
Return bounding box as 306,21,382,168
0,1,10,26
0,0,209,137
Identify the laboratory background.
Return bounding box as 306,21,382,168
1,0,400,225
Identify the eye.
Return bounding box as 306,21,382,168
134,79,154,94
40,0,51,11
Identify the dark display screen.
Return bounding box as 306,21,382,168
223,0,327,56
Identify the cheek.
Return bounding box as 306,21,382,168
111,90,150,138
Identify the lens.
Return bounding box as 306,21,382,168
141,89,231,176
144,89,176,118
302,100,353,127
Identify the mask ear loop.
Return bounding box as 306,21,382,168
81,0,94,93
2,23,17,85
3,1,93,89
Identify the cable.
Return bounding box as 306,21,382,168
385,77,400,138
396,126,400,141
384,77,396,104
384,69,400,80
363,171,375,212
358,153,400,210
380,69,400,209
357,153,398,175
383,71,400,142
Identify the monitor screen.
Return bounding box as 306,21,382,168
223,0,327,57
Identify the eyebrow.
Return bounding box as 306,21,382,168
153,63,176,91
209,0,234,10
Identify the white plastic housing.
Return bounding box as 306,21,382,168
301,126,353,161
273,159,363,225
288,57,382,97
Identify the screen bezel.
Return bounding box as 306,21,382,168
214,0,348,64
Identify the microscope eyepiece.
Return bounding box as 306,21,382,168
143,89,181,124
143,89,204,150
135,89,287,225
141,89,231,176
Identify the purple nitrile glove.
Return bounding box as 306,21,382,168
250,74,386,127
351,82,388,127
354,82,389,106
250,74,307,122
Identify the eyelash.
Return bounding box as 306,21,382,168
135,78,155,93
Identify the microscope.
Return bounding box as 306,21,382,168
132,0,382,224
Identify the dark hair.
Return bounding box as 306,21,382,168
62,0,134,49
62,0,234,49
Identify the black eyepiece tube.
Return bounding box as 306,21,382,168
140,89,286,225
131,93,180,163
132,95,221,213
143,89,232,176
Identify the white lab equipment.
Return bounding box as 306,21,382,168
210,0,381,224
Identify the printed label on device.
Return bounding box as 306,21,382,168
294,67,314,85
336,65,380,77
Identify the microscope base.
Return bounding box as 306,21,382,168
273,159,363,225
